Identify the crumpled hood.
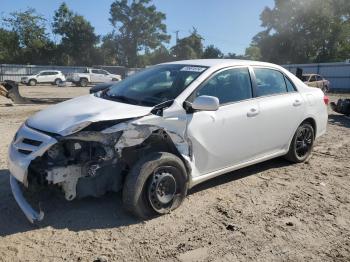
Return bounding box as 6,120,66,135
26,94,152,135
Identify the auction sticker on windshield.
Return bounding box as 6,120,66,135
180,66,207,72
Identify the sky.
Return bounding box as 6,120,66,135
0,0,274,55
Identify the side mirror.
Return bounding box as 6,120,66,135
191,95,219,111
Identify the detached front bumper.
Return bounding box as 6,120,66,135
10,175,44,223
8,124,57,223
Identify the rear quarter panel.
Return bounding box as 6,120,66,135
281,69,328,139
300,87,328,139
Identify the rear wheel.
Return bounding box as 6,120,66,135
79,78,88,87
321,84,329,93
285,123,315,163
123,152,188,219
54,78,62,85
28,79,37,86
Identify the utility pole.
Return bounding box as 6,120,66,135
174,30,180,44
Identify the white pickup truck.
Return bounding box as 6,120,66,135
67,68,122,87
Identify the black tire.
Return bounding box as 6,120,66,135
123,152,188,219
285,122,315,163
112,78,119,82
28,79,37,86
321,85,329,93
79,78,88,87
54,78,62,85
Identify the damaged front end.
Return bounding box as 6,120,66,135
9,108,193,223
8,122,126,222
29,130,124,201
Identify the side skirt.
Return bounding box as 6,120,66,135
189,150,286,188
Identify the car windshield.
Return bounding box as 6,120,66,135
101,64,208,106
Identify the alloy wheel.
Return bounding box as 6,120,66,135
295,126,313,158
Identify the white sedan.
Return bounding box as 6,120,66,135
8,59,328,223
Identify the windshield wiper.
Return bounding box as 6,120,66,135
107,95,133,103
151,100,174,116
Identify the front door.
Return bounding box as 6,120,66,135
186,67,261,175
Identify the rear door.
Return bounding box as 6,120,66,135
46,72,57,82
100,70,112,82
90,69,102,82
251,67,305,155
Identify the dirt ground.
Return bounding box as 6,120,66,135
0,85,349,262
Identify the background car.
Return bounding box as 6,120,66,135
66,68,122,87
21,70,66,86
302,74,330,93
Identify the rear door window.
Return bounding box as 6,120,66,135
253,68,288,97
309,75,317,82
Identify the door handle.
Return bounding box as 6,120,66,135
247,108,259,117
293,100,302,107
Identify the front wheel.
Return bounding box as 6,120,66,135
123,152,188,219
28,79,37,86
285,123,315,163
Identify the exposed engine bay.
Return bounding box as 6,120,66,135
25,119,190,202
28,131,123,201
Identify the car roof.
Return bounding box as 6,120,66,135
39,70,61,72
303,74,319,76
163,59,282,69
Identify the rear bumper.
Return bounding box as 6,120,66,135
10,175,44,223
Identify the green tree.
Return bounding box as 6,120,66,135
0,28,21,63
2,8,53,64
253,0,350,64
109,0,170,67
225,53,246,59
99,33,119,65
52,3,100,65
171,29,204,60
245,45,262,61
139,45,173,66
202,45,224,59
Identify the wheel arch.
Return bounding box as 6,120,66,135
301,117,317,138
120,129,191,179
286,116,317,152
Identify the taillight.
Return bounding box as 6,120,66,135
323,95,329,105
